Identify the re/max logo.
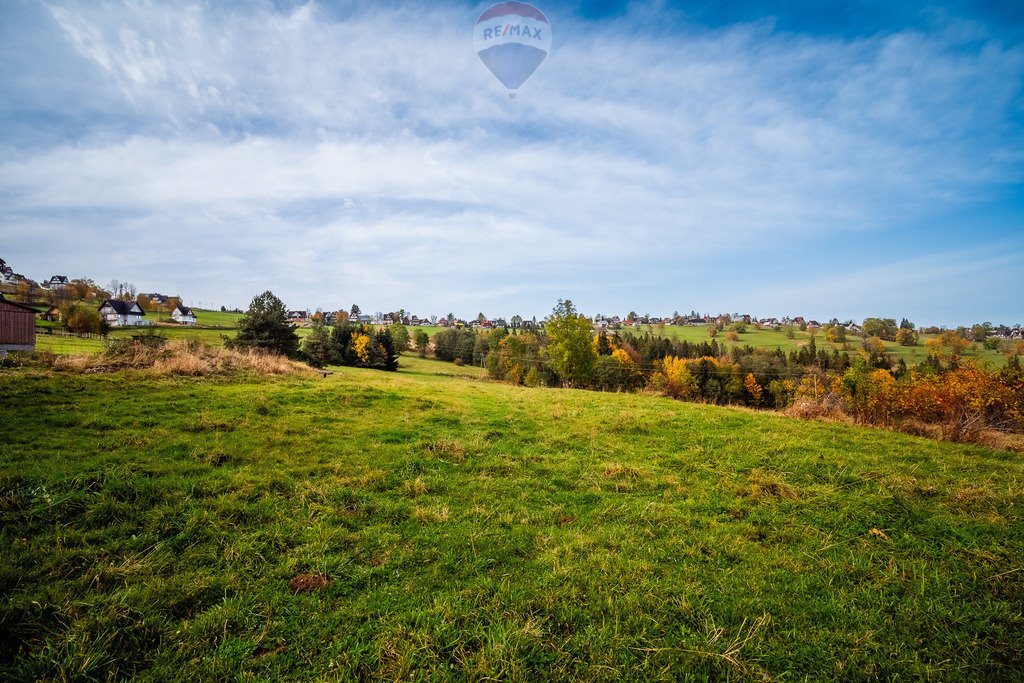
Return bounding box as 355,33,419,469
482,24,543,40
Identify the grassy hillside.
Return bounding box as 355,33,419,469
1,355,1021,681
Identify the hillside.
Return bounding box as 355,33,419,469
1,356,1021,680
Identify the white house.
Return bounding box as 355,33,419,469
170,305,197,325
45,275,70,289
99,299,150,327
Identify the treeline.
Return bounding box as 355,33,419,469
425,300,1024,443
302,321,398,371
230,290,400,371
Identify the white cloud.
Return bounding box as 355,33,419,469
0,1,1021,321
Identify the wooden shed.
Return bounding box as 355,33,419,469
0,294,37,351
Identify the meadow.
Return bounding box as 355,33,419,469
1,354,1021,680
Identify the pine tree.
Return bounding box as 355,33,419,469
230,291,300,357
302,317,333,367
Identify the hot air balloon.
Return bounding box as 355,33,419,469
473,2,551,99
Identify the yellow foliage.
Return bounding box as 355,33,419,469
353,334,371,364
660,356,697,399
744,373,763,406
610,348,636,371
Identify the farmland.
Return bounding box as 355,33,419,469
27,310,1014,371
1,355,1021,680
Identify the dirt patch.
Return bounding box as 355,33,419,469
288,573,333,593
556,513,576,526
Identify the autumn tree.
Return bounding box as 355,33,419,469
545,299,597,387
895,327,917,346
63,304,102,334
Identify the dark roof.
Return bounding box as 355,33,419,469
49,275,69,284
0,293,41,313
173,305,194,316
99,299,146,315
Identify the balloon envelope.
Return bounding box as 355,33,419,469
474,2,551,97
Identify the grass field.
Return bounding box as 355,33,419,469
1,355,1021,680
192,309,244,328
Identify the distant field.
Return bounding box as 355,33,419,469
192,309,243,327
29,318,1014,368
636,324,1011,367
32,333,106,355
1,358,1020,680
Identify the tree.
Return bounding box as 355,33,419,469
64,304,102,334
825,324,847,344
350,304,361,317
545,299,597,388
390,323,410,352
302,317,334,367
895,327,917,346
368,328,399,371
414,329,429,357
863,317,898,341
229,290,300,357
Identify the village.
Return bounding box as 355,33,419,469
1,255,1022,356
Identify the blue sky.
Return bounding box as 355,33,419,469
1,0,1022,325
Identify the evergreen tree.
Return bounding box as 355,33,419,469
230,290,300,357
330,323,355,365
302,317,333,367
368,327,399,371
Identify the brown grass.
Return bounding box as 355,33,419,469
33,340,312,377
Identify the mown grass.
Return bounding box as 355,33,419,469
193,309,243,328
1,357,1022,681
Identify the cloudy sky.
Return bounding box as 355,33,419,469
1,0,1022,325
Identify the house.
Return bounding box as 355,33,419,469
0,294,37,352
45,275,70,289
40,306,61,322
287,310,309,322
99,299,149,327
170,305,197,325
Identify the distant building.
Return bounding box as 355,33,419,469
170,305,197,325
99,299,149,327
0,294,37,351
45,275,70,289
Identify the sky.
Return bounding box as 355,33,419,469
1,0,1022,326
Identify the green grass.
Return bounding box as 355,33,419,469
32,333,107,355
192,309,243,328
1,360,1021,681
646,324,1011,367
111,327,237,346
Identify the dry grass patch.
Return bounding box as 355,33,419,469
422,437,466,461
404,475,428,497
411,505,450,523
742,469,800,501
32,339,312,376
